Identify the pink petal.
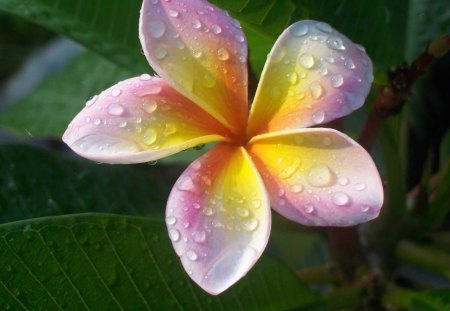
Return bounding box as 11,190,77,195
140,0,249,135
248,129,383,226
248,20,373,137
63,76,231,164
166,143,270,294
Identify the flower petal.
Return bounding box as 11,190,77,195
247,20,373,137
166,143,270,295
140,0,248,135
63,76,231,164
248,129,383,226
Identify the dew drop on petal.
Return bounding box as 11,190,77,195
333,192,350,206
143,129,157,145
217,48,230,61
315,22,333,33
211,24,222,34
166,216,177,225
145,84,162,95
140,73,152,81
299,53,315,69
290,23,309,37
312,110,325,124
331,74,344,88
287,72,298,85
309,81,324,99
86,95,98,107
290,184,304,193
186,250,198,261
251,199,261,209
148,20,166,38
307,164,333,187
168,9,179,17
169,228,180,242
192,230,206,243
304,204,315,214
107,103,124,116
237,207,249,217
111,88,122,97
354,183,367,191
143,100,158,114
192,19,202,29
338,177,349,186
154,45,168,59
327,37,346,50
242,218,258,231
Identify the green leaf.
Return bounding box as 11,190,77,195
411,289,450,311
0,143,174,224
0,213,322,310
0,51,130,138
0,0,147,72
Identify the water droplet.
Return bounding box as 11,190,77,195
192,203,201,209
143,128,157,145
299,53,315,69
287,72,298,85
304,204,315,214
291,23,308,37
307,164,333,187
178,176,196,192
237,207,249,217
290,184,304,193
140,73,152,81
338,177,349,186
118,121,127,128
192,161,202,170
331,74,344,88
169,228,180,242
322,136,332,146
278,188,285,196
356,44,366,52
146,84,162,95
192,50,203,58
271,47,286,63
211,24,222,34
236,34,245,42
111,88,122,97
176,41,185,50
333,192,350,206
107,103,124,116
166,216,177,225
217,48,229,61
203,207,213,216
155,45,168,59
319,66,329,76
361,206,370,212
192,230,206,243
148,20,166,38
202,74,216,88
192,19,202,29
345,58,356,69
309,81,324,99
86,95,98,107
327,37,346,50
242,218,258,231
143,100,158,114
315,22,333,33
324,56,335,63
312,110,325,124
354,183,367,191
186,250,198,261
278,158,301,179
251,199,261,209
168,9,179,17
94,118,102,126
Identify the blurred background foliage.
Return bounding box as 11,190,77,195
0,0,448,310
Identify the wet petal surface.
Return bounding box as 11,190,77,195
63,76,231,163
248,129,383,226
248,20,373,137
166,144,270,294
140,0,249,135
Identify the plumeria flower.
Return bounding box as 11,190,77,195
63,0,383,295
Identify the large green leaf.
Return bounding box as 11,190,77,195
411,289,450,311
0,0,146,72
0,213,322,310
0,143,174,224
0,52,130,138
